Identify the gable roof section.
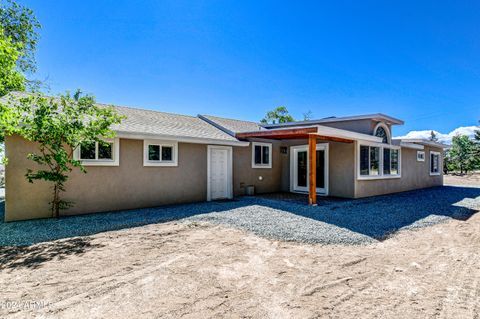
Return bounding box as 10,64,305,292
198,114,264,136
105,105,243,144
262,113,404,128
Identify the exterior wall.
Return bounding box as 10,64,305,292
354,144,444,198
232,138,283,196
279,139,356,198
5,135,209,221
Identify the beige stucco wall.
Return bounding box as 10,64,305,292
354,144,444,198
5,135,209,221
233,139,283,196
5,135,286,221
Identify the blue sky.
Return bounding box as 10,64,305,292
23,0,480,136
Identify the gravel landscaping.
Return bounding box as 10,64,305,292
0,186,479,246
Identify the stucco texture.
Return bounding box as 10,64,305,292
5,136,209,221
354,145,444,198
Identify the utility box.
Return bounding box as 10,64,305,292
245,185,255,196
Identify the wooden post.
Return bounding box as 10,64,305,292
308,134,317,206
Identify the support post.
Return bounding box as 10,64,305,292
308,134,317,206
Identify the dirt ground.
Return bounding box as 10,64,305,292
445,173,480,187
0,206,479,319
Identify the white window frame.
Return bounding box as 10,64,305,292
252,142,272,169
417,151,425,162
143,139,178,167
73,138,120,166
429,151,441,176
373,122,392,144
357,141,401,180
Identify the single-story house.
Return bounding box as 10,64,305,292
4,101,446,221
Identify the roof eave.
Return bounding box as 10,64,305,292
115,131,249,146
261,113,404,129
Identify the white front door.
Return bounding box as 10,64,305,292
290,144,329,195
208,146,233,200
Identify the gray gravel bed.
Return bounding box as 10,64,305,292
0,186,479,246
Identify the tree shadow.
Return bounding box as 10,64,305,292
0,237,104,270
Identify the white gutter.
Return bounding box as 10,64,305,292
394,138,448,149
399,142,424,150
115,131,250,147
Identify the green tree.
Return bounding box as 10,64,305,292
429,131,439,142
0,0,41,73
448,135,477,175
474,123,480,158
0,30,25,96
3,91,124,217
261,106,295,124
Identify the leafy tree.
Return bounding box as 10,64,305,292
474,123,480,158
261,106,295,124
447,135,477,175
429,131,439,142
0,29,25,96
2,91,124,217
0,0,41,73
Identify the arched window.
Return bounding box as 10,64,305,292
374,123,391,144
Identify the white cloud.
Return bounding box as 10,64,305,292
395,126,478,144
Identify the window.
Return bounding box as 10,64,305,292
383,148,399,175
360,145,380,176
430,151,441,175
252,142,272,168
417,151,425,162
74,138,119,166
144,140,178,166
358,143,400,179
373,122,391,144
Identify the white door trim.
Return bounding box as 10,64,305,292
207,145,233,201
290,143,329,196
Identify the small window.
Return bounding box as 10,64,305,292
252,142,272,168
417,151,425,162
75,138,119,166
144,140,178,167
430,151,440,175
80,141,113,160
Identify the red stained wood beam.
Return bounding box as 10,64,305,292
308,135,317,206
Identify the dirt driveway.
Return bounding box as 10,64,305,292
0,206,479,318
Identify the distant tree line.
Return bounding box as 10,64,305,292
442,126,480,175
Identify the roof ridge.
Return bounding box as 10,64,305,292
97,102,199,119
200,114,260,124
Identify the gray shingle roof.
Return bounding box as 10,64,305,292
199,115,264,136
107,105,238,142
1,92,238,143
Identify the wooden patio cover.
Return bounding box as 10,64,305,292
236,127,354,206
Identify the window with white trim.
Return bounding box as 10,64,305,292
144,140,178,166
359,143,401,178
417,151,425,162
430,151,440,175
252,142,272,168
74,138,119,166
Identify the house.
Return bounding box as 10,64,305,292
3,102,446,221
